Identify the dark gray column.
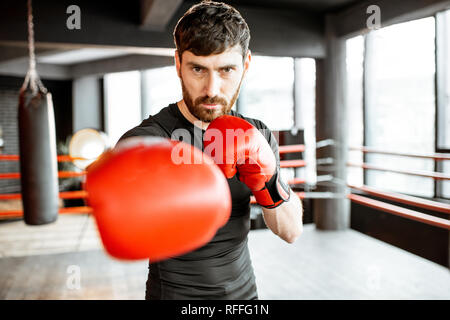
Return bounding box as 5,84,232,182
313,15,350,230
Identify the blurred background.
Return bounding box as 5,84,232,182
0,0,449,300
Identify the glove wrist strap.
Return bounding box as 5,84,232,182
253,170,290,209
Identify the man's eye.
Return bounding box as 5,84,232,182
222,67,233,73
193,67,203,73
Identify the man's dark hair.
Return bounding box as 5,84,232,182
173,1,250,62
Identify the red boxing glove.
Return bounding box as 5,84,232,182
85,136,231,261
204,115,290,209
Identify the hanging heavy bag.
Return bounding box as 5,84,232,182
18,0,59,225
18,84,59,225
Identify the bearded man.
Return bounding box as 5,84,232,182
119,1,303,300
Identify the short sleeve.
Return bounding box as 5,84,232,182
117,124,168,146
252,119,280,169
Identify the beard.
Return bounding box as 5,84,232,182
180,74,243,123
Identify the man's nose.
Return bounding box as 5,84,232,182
204,73,221,97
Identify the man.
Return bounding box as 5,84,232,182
120,0,303,300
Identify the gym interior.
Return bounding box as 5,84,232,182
0,0,449,300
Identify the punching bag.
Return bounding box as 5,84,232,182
18,0,59,225
18,86,59,225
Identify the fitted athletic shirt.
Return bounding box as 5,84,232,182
119,103,280,300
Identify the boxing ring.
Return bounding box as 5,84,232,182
1,134,449,298
0,153,92,218
1,140,449,227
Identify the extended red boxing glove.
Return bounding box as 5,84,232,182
204,115,290,209
84,136,231,261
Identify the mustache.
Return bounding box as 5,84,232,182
195,96,228,106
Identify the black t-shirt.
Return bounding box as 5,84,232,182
119,103,280,299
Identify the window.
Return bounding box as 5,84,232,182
104,71,141,145
437,10,450,198
238,56,294,130
437,10,450,150
141,66,181,117
346,35,365,187
295,58,317,186
364,17,436,197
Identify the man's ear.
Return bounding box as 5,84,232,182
243,49,251,77
174,50,182,78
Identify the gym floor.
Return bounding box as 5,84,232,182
0,215,448,300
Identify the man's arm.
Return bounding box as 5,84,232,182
261,188,303,243
252,119,303,243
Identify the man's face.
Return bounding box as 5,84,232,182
175,45,251,122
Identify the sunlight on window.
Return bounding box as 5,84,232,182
346,35,364,187
239,56,294,130
295,58,316,130
295,58,317,186
142,66,181,117
440,9,450,198
104,71,141,146
365,17,436,197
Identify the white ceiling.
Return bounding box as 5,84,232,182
37,47,175,65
